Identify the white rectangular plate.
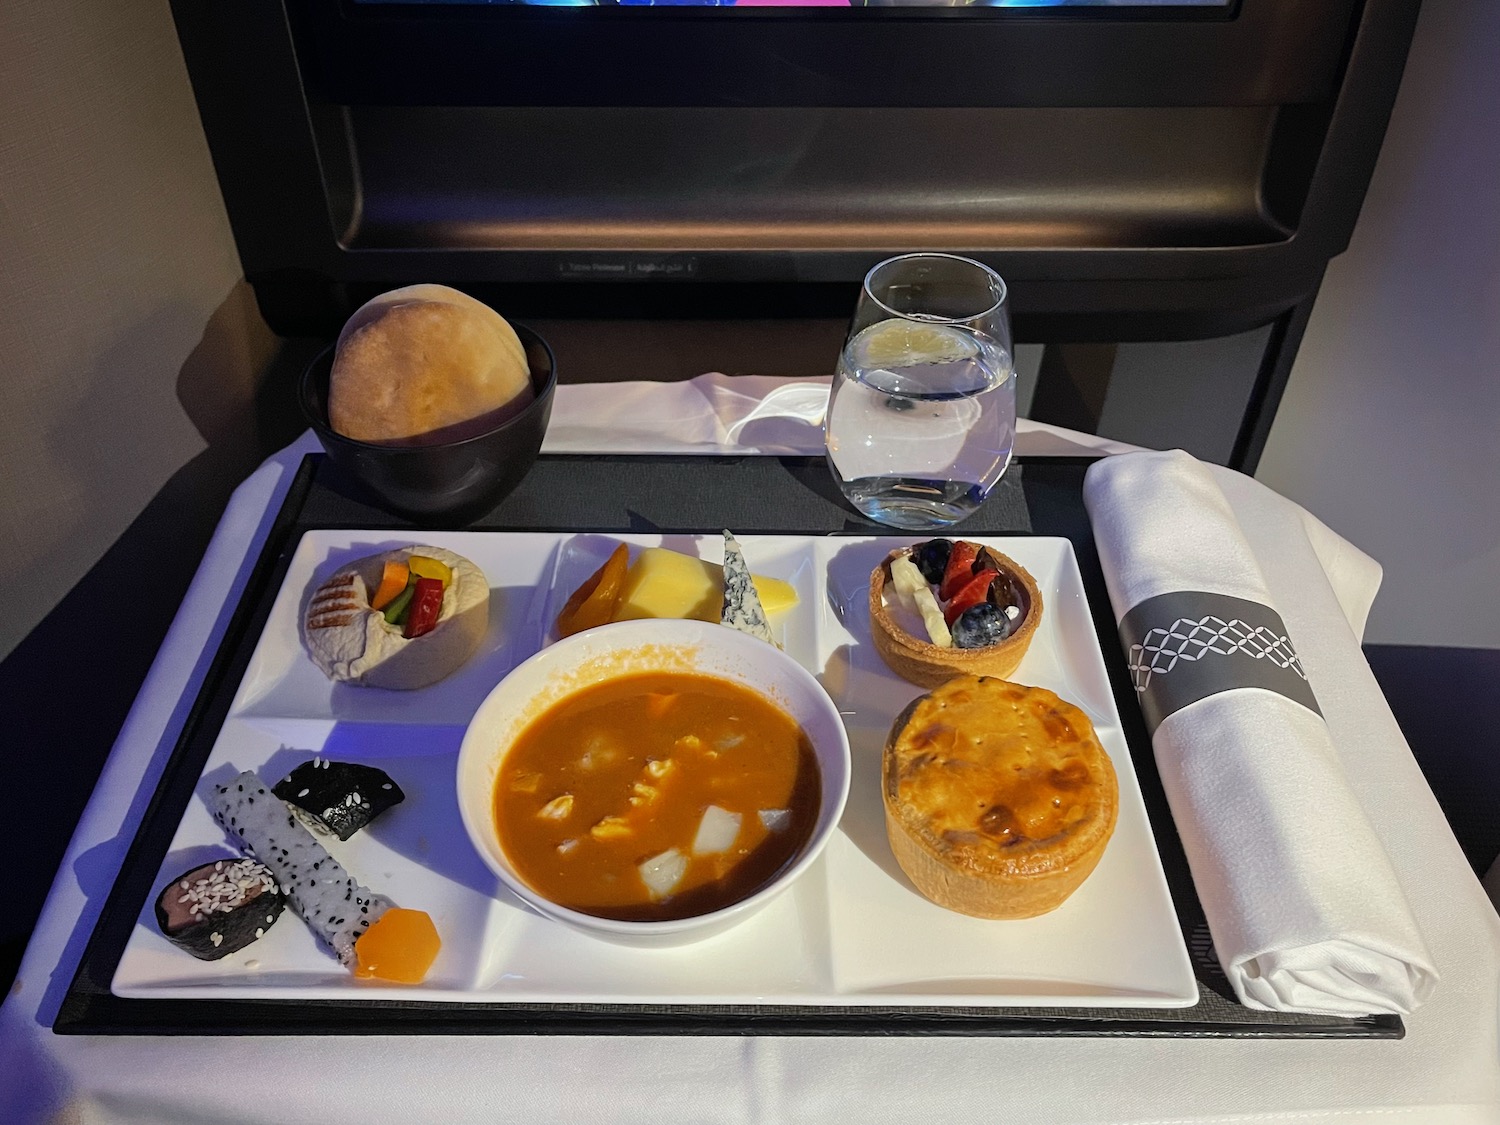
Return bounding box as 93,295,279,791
112,531,1197,1009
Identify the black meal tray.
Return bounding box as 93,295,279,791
55,453,1402,1038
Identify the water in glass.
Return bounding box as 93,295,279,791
825,318,1015,530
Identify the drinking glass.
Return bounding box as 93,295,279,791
824,253,1016,530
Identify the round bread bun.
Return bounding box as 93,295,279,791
328,285,534,445
869,544,1042,689
883,675,1118,919
302,545,489,690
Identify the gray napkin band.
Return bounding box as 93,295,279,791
1119,591,1321,734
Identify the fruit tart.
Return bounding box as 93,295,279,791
868,538,1041,688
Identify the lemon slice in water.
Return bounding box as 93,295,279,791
857,320,976,369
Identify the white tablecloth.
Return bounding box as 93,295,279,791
5,378,1499,1125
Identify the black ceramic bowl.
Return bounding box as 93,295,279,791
300,322,556,526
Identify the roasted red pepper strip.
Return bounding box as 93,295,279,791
402,577,445,639
944,569,999,625
938,540,979,602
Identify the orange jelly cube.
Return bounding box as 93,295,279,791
353,907,441,984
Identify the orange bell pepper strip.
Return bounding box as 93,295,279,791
369,559,411,612
556,544,630,637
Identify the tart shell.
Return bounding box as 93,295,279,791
868,545,1042,689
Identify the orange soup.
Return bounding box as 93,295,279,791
494,671,821,921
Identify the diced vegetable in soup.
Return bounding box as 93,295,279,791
494,672,821,921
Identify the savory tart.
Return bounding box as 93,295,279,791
882,675,1117,919
869,540,1041,688
303,545,488,689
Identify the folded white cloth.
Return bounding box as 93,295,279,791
543,373,1142,458
1083,449,1438,1017
544,374,830,454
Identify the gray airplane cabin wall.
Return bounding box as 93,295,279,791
0,0,278,662
1255,0,1500,649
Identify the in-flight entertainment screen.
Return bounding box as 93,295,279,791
353,0,1229,9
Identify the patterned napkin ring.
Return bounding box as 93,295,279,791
1119,591,1321,735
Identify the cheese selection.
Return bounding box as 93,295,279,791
616,546,797,623
556,535,796,643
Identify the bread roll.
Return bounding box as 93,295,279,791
329,285,533,445
883,675,1117,919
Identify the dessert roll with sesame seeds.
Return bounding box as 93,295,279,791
153,857,286,960
210,770,441,982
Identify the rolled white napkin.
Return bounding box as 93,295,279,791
1083,449,1438,1017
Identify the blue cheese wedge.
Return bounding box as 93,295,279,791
720,531,776,645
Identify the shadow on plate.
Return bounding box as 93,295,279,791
815,537,932,893
198,752,503,902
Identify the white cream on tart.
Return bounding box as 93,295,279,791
302,545,489,689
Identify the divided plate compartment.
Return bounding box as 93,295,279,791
56,452,1406,1037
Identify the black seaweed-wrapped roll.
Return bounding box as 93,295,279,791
153,857,285,960
272,759,406,841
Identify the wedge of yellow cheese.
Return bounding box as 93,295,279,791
614,547,797,623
